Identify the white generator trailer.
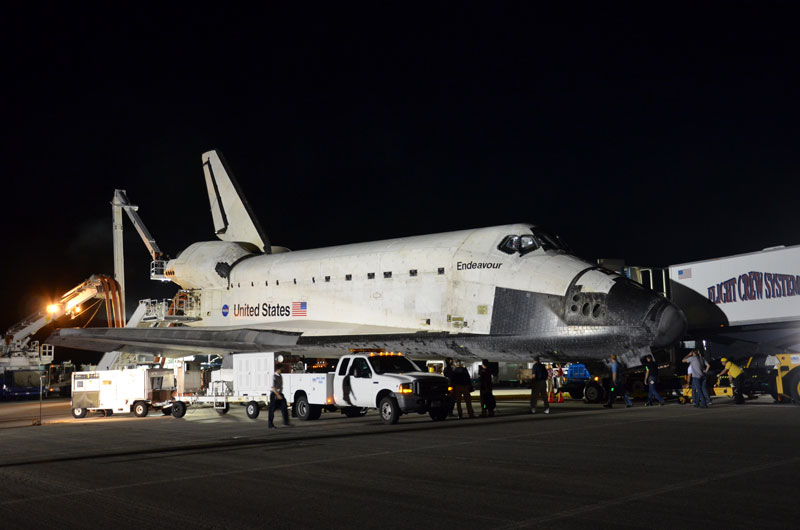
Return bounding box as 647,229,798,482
71,366,174,418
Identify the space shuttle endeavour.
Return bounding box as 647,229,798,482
50,150,688,368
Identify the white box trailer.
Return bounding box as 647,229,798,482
71,366,174,418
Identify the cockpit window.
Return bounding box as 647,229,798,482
518,235,538,255
498,235,520,254
498,228,569,256
531,227,569,252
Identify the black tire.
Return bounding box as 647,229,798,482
308,404,323,420
343,407,368,418
379,396,400,425
172,401,187,418
246,401,261,419
133,401,149,417
429,407,448,421
294,394,312,420
161,407,172,415
216,403,230,415
72,407,87,419
104,410,113,417
584,383,602,403
789,371,800,406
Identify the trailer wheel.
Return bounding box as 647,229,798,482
216,403,230,415
133,401,149,417
161,407,172,415
429,407,448,421
294,394,312,420
246,401,261,419
343,407,368,418
72,407,87,419
379,396,400,425
171,401,187,418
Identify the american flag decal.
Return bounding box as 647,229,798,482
677,268,692,280
291,301,307,316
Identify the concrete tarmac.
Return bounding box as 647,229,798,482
0,396,797,529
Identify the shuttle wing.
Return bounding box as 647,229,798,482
203,150,269,253
48,327,301,358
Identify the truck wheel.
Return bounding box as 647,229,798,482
379,396,400,425
789,371,800,406
161,407,172,415
584,382,603,403
171,401,187,418
309,404,323,420
72,407,87,419
246,401,261,419
343,407,368,418
294,394,312,420
133,401,149,417
429,407,448,421
216,403,230,415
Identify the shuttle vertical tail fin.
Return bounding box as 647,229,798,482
202,150,270,253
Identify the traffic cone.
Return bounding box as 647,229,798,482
548,391,554,403
557,392,564,403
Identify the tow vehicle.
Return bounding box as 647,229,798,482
167,351,452,424
774,353,800,405
289,351,452,424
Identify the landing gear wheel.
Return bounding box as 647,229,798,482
133,401,149,417
72,407,87,419
429,407,448,421
344,407,368,418
246,401,261,419
294,394,312,420
379,396,400,425
216,403,230,415
171,401,187,418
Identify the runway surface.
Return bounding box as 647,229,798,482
0,396,797,529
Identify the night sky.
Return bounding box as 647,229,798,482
2,4,798,354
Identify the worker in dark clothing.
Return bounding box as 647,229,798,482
478,359,495,417
452,361,475,418
530,356,550,414
643,355,665,406
268,364,291,429
603,354,632,408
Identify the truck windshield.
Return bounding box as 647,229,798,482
368,356,421,374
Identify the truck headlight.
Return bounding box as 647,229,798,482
398,383,413,394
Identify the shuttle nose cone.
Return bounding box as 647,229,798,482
652,302,687,347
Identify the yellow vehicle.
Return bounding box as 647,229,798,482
677,378,733,404
774,354,800,405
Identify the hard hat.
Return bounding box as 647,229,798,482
720,357,728,363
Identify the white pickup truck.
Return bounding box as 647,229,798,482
284,352,452,424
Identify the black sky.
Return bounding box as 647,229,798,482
2,3,799,344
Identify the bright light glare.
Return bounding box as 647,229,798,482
46,304,60,314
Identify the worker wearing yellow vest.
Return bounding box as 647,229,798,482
719,357,745,404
